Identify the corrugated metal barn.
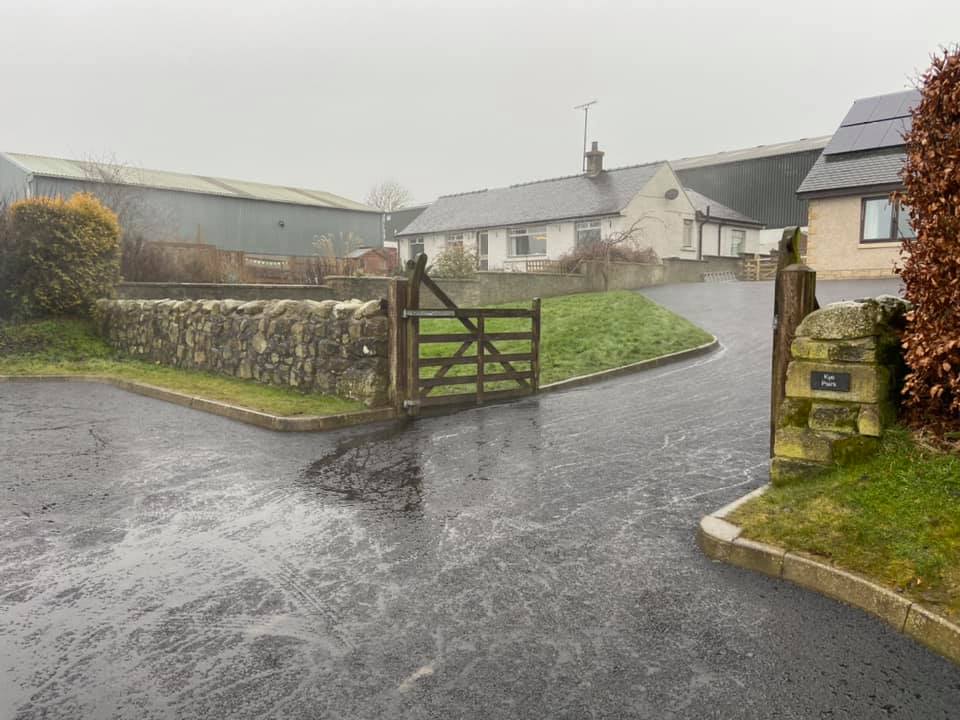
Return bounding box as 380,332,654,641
673,136,830,229
0,152,383,256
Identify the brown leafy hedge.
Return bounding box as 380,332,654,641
898,47,960,428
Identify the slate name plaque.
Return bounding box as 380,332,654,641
810,371,851,392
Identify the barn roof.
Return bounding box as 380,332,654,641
1,152,379,213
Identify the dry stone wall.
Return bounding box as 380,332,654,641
95,298,390,407
771,295,910,484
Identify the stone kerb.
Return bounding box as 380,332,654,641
771,295,910,484
94,297,390,407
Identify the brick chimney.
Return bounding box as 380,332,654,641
584,141,605,177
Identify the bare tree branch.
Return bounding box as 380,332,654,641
365,180,411,212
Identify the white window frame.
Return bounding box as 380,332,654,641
575,219,602,247
507,226,547,257
682,219,694,250
409,237,425,260
446,232,465,248
730,228,746,255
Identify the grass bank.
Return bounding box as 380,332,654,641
0,318,364,417
1,291,712,414
418,290,714,390
730,429,960,621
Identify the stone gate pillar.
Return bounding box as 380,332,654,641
771,296,910,485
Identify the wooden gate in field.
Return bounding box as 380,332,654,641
390,254,541,416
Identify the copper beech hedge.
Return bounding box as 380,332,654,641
898,47,960,429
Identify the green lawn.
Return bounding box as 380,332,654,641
0,292,711,414
0,318,364,417
417,291,713,394
730,429,960,621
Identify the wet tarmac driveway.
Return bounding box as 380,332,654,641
3,280,960,719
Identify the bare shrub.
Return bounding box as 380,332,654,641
430,244,478,278
123,241,225,283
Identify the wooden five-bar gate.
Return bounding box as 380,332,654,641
389,254,541,416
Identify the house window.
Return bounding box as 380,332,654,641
575,219,602,246
861,198,915,243
730,229,746,255
409,237,425,260
682,219,694,250
446,232,464,248
507,226,547,256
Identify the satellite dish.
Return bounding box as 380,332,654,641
664,188,679,200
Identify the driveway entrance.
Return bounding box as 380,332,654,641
2,279,959,719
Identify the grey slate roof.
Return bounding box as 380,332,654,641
796,89,916,197
796,148,905,196
683,188,764,226
398,163,664,236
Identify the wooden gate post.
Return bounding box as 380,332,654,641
388,277,408,413
770,262,817,455
531,297,541,393
404,254,427,417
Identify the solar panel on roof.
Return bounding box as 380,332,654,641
870,93,907,122
879,117,910,147
840,98,879,127
852,120,890,151
823,90,919,156
823,125,861,155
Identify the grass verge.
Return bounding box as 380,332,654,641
418,290,713,393
730,429,960,621
0,318,364,417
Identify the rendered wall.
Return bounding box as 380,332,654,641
117,257,738,308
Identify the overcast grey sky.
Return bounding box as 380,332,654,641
2,0,957,205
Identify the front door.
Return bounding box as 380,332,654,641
476,231,488,270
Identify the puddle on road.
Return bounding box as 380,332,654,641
299,424,424,515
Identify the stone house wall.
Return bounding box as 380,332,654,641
806,196,903,279
94,298,390,407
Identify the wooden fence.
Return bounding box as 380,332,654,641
742,253,779,281
518,259,570,274
126,241,371,284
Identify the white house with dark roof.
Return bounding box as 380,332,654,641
683,187,765,257
397,143,763,271
797,89,919,279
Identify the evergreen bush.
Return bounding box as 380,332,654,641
1,193,121,319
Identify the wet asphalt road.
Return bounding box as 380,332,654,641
3,279,960,719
